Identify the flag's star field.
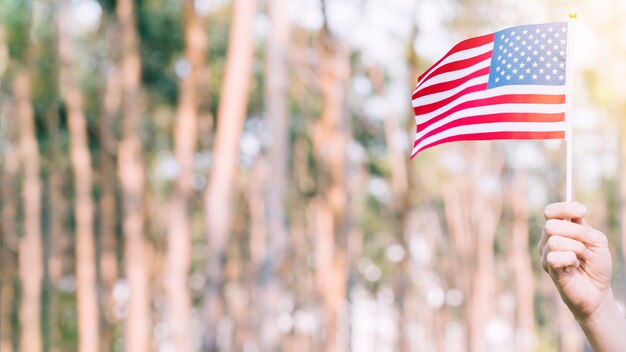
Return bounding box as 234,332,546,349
488,22,568,88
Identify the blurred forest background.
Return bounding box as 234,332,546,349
1,0,626,351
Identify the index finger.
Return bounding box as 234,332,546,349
544,202,587,223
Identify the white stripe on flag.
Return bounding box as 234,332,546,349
416,58,492,91
413,84,566,122
412,75,489,106
416,42,495,87
412,121,566,155
415,103,566,140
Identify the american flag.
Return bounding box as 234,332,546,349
411,22,568,158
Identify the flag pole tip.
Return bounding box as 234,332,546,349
569,12,578,19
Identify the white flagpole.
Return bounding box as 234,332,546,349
565,13,577,203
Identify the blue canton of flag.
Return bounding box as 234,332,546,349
488,22,568,88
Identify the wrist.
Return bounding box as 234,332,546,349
575,289,626,352
575,289,621,326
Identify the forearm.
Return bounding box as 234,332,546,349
577,290,626,352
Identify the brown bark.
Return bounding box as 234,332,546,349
1,95,19,352
290,137,316,352
509,171,536,351
116,0,150,350
244,155,268,346
442,145,502,352
371,65,411,351
246,158,269,348
58,1,100,350
203,0,257,349
556,291,583,352
265,0,290,261
15,72,43,352
165,0,206,350
260,0,290,348
469,148,502,352
312,17,351,350
97,27,121,352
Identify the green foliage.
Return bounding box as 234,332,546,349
137,0,183,106
57,291,78,352
1,0,30,64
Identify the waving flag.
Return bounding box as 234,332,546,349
411,22,568,158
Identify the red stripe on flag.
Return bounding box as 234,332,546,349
414,51,493,91
413,83,488,116
413,112,565,148
410,131,565,158
416,94,566,131
413,66,490,100
417,33,494,83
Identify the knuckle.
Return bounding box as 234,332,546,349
544,219,559,235
544,202,562,219
545,251,558,265
543,205,553,220
546,236,561,250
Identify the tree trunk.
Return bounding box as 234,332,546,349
556,292,583,352
15,72,43,352
1,94,19,352
247,158,269,347
46,107,68,285
116,0,150,350
165,0,206,350
371,64,411,352
312,19,351,351
260,0,290,348
442,145,502,352
469,146,502,352
97,25,121,351
203,0,257,349
510,171,536,352
58,1,100,349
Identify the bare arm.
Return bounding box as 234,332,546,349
540,202,626,351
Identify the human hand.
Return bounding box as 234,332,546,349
539,202,613,322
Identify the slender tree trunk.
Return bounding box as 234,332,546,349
203,0,257,349
556,292,583,352
442,145,502,352
291,137,316,352
43,71,67,298
116,0,150,350
265,0,289,266
248,158,269,347
312,18,351,350
469,146,502,352
260,0,290,348
165,1,206,350
510,171,536,352
58,1,100,350
97,28,121,351
15,72,43,352
371,64,411,352
45,106,68,352
37,13,68,349
1,95,19,352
